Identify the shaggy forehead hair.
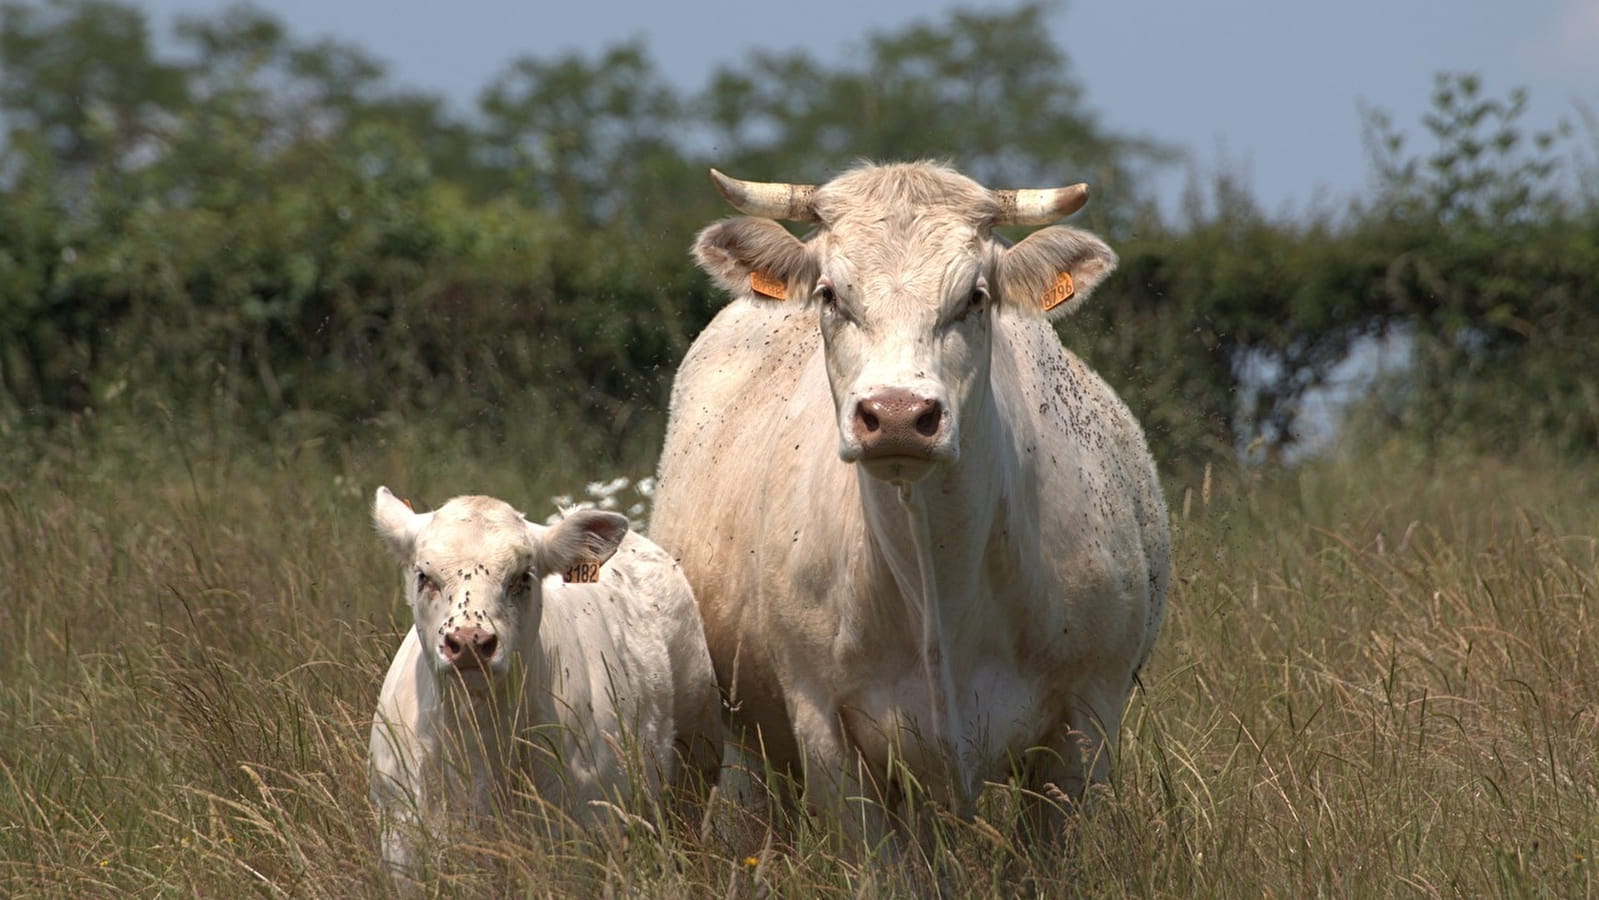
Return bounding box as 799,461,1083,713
415,496,532,573
812,162,999,301
812,161,1002,229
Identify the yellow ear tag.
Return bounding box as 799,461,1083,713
749,271,788,300
563,560,602,584
1041,271,1075,312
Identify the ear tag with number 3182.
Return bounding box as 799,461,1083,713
563,561,602,584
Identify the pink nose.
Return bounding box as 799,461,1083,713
440,626,499,669
852,389,944,458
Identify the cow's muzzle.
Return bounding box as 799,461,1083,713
852,389,945,460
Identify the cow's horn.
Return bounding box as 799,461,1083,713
709,169,819,222
992,184,1090,225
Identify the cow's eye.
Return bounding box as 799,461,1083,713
815,279,854,324
415,570,437,594
511,571,535,593
956,281,990,322
815,280,838,308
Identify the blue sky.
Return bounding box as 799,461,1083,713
133,0,1598,216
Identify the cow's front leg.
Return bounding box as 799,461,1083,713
789,698,895,857
371,766,444,892
704,723,785,857
1020,680,1125,843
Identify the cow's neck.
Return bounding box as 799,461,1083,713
856,400,1004,811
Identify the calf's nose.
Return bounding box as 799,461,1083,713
440,626,499,669
853,389,944,458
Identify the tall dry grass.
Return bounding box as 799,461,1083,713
1,420,1595,897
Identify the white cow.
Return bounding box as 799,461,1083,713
650,162,1169,843
368,488,721,878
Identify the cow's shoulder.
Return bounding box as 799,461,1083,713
656,299,830,529
990,312,1145,452
672,301,818,413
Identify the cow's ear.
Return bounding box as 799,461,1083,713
373,486,432,562
534,509,629,579
996,226,1118,319
693,217,817,304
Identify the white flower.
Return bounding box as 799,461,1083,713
586,476,630,498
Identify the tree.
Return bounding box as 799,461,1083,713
0,0,187,173
478,42,690,225
1358,73,1597,452
699,2,1173,216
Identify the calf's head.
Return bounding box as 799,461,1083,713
693,161,1117,485
372,488,628,677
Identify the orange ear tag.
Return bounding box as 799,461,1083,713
401,496,414,511
1041,271,1075,312
563,560,602,584
749,271,788,300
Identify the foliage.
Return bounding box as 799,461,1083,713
479,42,691,225
0,0,722,460
0,0,188,169
698,3,1174,203
0,1,1595,473
1081,72,1598,465
1356,73,1599,452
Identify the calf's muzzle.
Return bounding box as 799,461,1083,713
441,626,499,670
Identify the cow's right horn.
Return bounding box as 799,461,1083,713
709,169,819,222
992,184,1090,226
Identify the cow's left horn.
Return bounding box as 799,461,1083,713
992,183,1090,225
709,169,819,222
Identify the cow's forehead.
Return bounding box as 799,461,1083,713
812,165,996,295
820,217,988,302
812,162,999,223
413,496,533,575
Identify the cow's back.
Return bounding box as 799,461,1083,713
987,310,1170,675
651,300,834,756
537,530,723,798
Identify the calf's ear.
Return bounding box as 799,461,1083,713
373,486,431,561
534,510,630,578
693,217,817,304
996,226,1118,319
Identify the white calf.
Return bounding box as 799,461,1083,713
368,487,720,877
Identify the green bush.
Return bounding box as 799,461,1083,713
1,5,1595,474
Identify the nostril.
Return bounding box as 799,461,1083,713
442,634,463,660
476,633,498,660
857,404,880,433
914,404,942,437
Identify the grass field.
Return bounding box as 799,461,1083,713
1,414,1596,897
